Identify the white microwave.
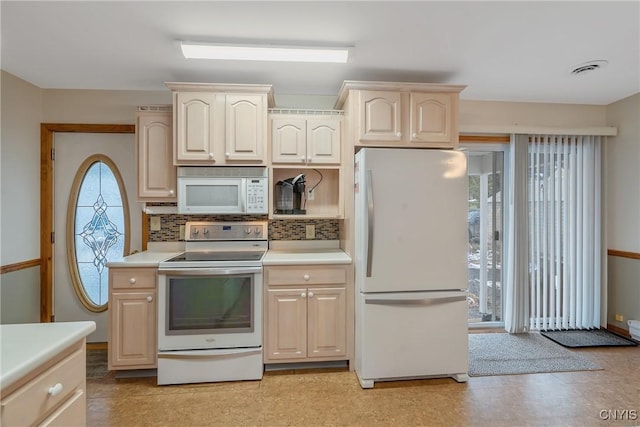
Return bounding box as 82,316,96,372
177,167,268,214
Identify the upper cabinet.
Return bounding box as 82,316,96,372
174,91,216,162
336,81,466,149
270,114,342,165
166,83,274,165
136,108,176,201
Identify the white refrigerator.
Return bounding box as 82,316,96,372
354,147,469,388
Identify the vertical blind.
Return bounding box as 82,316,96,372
528,135,602,330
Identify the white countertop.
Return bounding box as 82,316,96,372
0,321,96,392
106,241,352,267
106,250,182,267
263,250,352,265
263,240,352,265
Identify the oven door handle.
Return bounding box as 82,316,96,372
158,267,262,276
158,348,262,359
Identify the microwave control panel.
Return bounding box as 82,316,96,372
246,178,268,213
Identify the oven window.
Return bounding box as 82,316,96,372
186,184,239,207
167,275,253,334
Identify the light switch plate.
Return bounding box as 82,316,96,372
150,216,161,231
305,224,315,239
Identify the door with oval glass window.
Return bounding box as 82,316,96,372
54,133,141,342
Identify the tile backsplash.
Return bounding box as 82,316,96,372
146,210,340,242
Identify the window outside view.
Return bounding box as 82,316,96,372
467,151,504,324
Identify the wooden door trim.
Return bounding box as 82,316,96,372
40,124,135,322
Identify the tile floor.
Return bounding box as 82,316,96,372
87,344,639,426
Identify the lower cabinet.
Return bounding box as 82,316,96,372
1,340,86,427
264,265,351,364
108,267,157,370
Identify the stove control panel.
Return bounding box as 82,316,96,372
185,221,267,241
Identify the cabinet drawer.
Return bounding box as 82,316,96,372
1,348,84,427
266,266,347,286
38,389,85,427
111,268,157,289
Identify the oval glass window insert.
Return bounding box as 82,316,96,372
67,155,129,312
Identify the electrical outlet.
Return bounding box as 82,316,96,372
179,225,185,240
305,224,316,239
307,188,315,201
150,216,161,231
615,314,624,322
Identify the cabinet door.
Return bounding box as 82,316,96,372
358,90,402,142
306,119,341,165
266,288,307,360
271,117,307,164
307,287,347,358
409,92,454,145
137,112,176,200
225,94,266,162
109,291,157,368
175,92,216,162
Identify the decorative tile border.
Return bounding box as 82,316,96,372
147,213,340,242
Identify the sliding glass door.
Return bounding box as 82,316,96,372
467,150,505,325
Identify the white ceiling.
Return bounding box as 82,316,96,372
1,1,638,105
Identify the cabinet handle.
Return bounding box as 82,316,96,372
225,152,230,157
303,274,310,281
48,383,63,396
208,153,214,159
168,190,175,196
301,292,307,298
308,291,314,298
412,133,418,138
129,278,136,285
396,132,402,137
307,156,312,162
147,295,153,302
301,156,305,162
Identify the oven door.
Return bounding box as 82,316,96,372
157,267,262,351
178,178,245,214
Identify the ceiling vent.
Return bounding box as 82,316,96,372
571,60,608,75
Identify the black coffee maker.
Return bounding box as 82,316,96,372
275,174,306,214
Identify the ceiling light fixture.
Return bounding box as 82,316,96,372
180,41,350,63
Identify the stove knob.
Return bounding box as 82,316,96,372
203,228,209,235
193,229,199,236
245,228,252,234
254,227,261,235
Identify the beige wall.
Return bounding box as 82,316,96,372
605,93,640,252
605,93,640,330
459,99,607,129
0,71,43,324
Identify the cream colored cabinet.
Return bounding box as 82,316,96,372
271,115,341,165
225,94,266,162
264,265,348,363
174,91,216,162
167,83,274,165
108,267,157,370
336,81,466,149
358,90,402,142
409,92,455,145
1,340,86,427
136,110,176,200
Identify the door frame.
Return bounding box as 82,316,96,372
40,123,135,322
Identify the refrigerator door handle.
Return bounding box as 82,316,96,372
364,295,467,306
366,169,374,277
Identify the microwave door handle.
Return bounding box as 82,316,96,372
240,181,246,212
